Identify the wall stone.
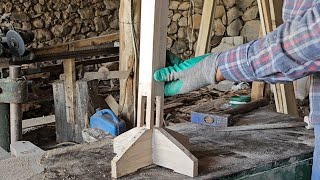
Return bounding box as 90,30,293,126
0,0,119,48
167,0,260,59
0,0,260,59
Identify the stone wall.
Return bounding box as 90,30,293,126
0,0,120,48
168,0,261,59
0,0,260,59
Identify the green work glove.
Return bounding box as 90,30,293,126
154,51,219,96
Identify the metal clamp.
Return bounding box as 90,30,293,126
0,77,27,103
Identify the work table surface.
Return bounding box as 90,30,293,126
33,109,314,180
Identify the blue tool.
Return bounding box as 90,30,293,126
191,111,231,127
90,109,126,137
191,98,268,127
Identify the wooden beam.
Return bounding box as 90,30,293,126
119,0,141,128
195,0,216,56
33,33,119,56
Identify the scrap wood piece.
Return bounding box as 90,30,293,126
22,115,55,129
25,72,50,80
84,71,130,80
105,95,119,116
22,103,41,112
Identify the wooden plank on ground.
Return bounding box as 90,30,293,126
195,0,217,56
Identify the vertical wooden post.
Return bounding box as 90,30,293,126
119,0,141,128
195,0,216,56
63,58,76,124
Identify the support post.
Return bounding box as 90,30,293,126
63,58,77,124
195,0,216,56
9,66,22,143
119,0,141,128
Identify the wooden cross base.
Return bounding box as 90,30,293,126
111,127,198,178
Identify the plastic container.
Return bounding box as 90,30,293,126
90,109,126,137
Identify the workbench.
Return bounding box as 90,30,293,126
33,108,314,180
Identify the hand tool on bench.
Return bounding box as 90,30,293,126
191,98,269,127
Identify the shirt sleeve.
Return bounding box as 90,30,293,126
216,1,320,124
282,0,318,21
218,3,320,83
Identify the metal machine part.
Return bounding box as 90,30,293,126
0,26,34,59
9,66,24,143
6,30,26,56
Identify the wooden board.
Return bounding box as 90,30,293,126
83,71,130,80
105,95,119,116
33,33,119,56
119,0,141,128
63,58,76,124
22,115,55,129
257,0,298,116
76,80,106,129
53,80,106,143
113,127,145,154
195,0,217,56
251,27,265,101
153,128,198,177
52,81,75,142
111,129,153,178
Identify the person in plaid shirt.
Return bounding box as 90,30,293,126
155,0,320,178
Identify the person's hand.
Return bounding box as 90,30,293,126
154,51,220,96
